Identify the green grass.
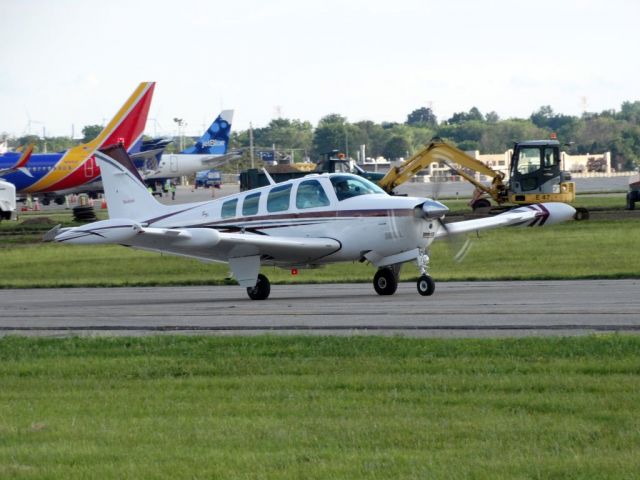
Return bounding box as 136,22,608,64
436,192,628,213
0,219,638,288
0,335,639,479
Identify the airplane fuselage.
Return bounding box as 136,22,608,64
123,173,434,267
144,153,223,180
0,147,99,193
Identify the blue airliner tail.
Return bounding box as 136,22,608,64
181,110,233,155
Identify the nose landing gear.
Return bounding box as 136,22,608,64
416,249,435,296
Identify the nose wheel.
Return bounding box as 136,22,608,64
416,249,435,296
247,273,271,300
417,275,435,296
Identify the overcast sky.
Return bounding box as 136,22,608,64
1,0,638,138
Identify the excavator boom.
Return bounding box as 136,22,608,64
378,138,507,202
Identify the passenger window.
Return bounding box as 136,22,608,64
242,192,260,216
221,198,238,218
267,184,291,212
296,180,330,209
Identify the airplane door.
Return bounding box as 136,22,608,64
84,157,95,178
170,155,178,173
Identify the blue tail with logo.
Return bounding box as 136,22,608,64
181,110,233,155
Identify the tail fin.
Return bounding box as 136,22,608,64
181,110,233,155
96,144,168,220
93,82,155,152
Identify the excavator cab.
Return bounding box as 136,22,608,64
508,140,575,204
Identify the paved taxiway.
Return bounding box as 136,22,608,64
1,279,638,337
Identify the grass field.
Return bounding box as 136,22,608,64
0,335,638,479
1,218,638,288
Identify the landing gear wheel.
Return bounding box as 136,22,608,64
471,198,491,213
417,275,435,296
574,207,589,221
247,273,271,300
373,268,398,296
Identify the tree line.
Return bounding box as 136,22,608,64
5,101,640,171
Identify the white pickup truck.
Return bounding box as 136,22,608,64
0,179,17,221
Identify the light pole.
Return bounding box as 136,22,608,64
173,117,185,151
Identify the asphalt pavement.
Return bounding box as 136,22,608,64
1,279,638,337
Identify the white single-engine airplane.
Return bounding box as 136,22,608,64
45,145,576,300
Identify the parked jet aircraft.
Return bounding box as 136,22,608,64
0,82,154,203
46,145,576,300
137,110,237,181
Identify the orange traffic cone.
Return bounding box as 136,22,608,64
101,198,107,209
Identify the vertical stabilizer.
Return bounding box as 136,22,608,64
181,110,233,155
96,145,168,220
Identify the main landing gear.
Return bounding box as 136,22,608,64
247,273,271,300
372,249,436,297
373,267,399,295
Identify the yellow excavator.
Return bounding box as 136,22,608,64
378,137,586,219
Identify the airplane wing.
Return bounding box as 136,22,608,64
200,150,243,167
48,218,341,264
130,147,165,164
437,203,576,238
138,227,341,263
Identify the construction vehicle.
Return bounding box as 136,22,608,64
626,171,640,210
378,137,586,219
240,150,385,191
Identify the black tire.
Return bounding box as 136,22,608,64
471,198,491,212
574,207,589,221
247,273,271,300
417,275,435,296
373,268,398,296
627,192,636,211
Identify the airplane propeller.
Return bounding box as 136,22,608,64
417,198,473,264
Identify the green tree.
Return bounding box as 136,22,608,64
406,107,438,128
383,136,411,160
618,101,640,124
447,107,484,124
485,111,500,123
82,124,103,142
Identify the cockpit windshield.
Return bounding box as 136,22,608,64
330,175,386,201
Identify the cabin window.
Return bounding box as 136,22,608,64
330,175,385,201
517,147,542,174
267,184,292,212
296,180,330,209
221,198,238,218
242,192,261,216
